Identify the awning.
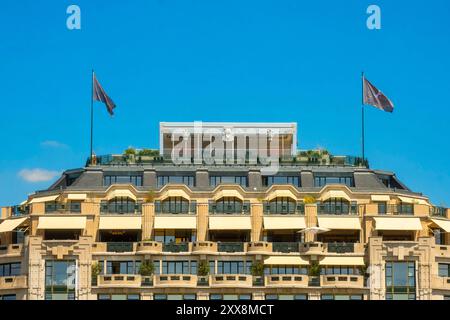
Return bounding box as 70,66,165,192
99,216,141,230
106,189,136,201
374,217,422,231
29,195,59,204
431,219,450,232
398,196,428,205
0,217,28,233
317,217,361,230
320,190,351,202
154,216,197,229
263,217,306,230
37,216,86,230
19,200,28,206
209,216,252,230
67,193,87,201
371,195,390,202
265,190,297,201
264,256,309,265
319,256,365,266
213,190,244,201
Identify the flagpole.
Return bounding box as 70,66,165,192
90,69,94,165
361,71,365,167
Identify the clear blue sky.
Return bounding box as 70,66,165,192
0,0,449,206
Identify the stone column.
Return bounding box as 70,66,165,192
197,202,209,241
251,203,263,242
305,204,317,242
142,203,155,240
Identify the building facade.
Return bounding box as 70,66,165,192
0,122,449,301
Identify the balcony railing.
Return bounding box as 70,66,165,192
327,243,355,253
106,242,135,253
11,205,30,216
162,242,189,253
386,204,414,215
431,206,447,217
272,242,299,253
317,204,357,215
217,242,244,253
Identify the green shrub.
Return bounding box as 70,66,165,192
139,261,155,276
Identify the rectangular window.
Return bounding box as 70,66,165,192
210,176,248,188
161,261,197,275
314,175,354,188
0,263,21,277
216,261,250,274
157,175,195,188
385,261,416,300
103,174,143,187
45,260,76,300
438,264,450,277
262,176,301,187
0,295,16,300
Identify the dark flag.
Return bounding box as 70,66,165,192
363,77,394,113
93,74,116,115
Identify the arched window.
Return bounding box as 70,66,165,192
318,198,356,215
101,197,139,214
263,197,302,215
154,197,196,214
209,197,250,214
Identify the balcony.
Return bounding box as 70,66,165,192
300,242,325,255
154,274,197,287
326,243,355,254
0,275,28,290
247,242,272,254
162,242,190,253
0,244,24,257
386,204,414,216
272,242,299,253
432,244,450,258
192,241,218,254
431,207,447,218
264,274,308,287
320,275,365,288
96,274,141,288
217,242,245,253
431,276,450,290
197,276,209,286
317,204,357,216
210,274,252,287
137,241,162,254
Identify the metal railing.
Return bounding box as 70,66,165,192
327,243,355,253
431,206,446,217
272,242,299,253
106,242,134,252
162,242,189,253
217,242,244,253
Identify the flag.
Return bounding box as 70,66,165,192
363,77,394,113
93,73,116,115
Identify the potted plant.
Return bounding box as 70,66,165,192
250,261,265,286
145,190,155,203
139,260,155,286
197,261,210,286
91,262,102,286
304,195,316,204
308,261,321,286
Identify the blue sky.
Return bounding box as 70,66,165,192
0,0,449,206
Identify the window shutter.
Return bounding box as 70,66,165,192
190,200,197,214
